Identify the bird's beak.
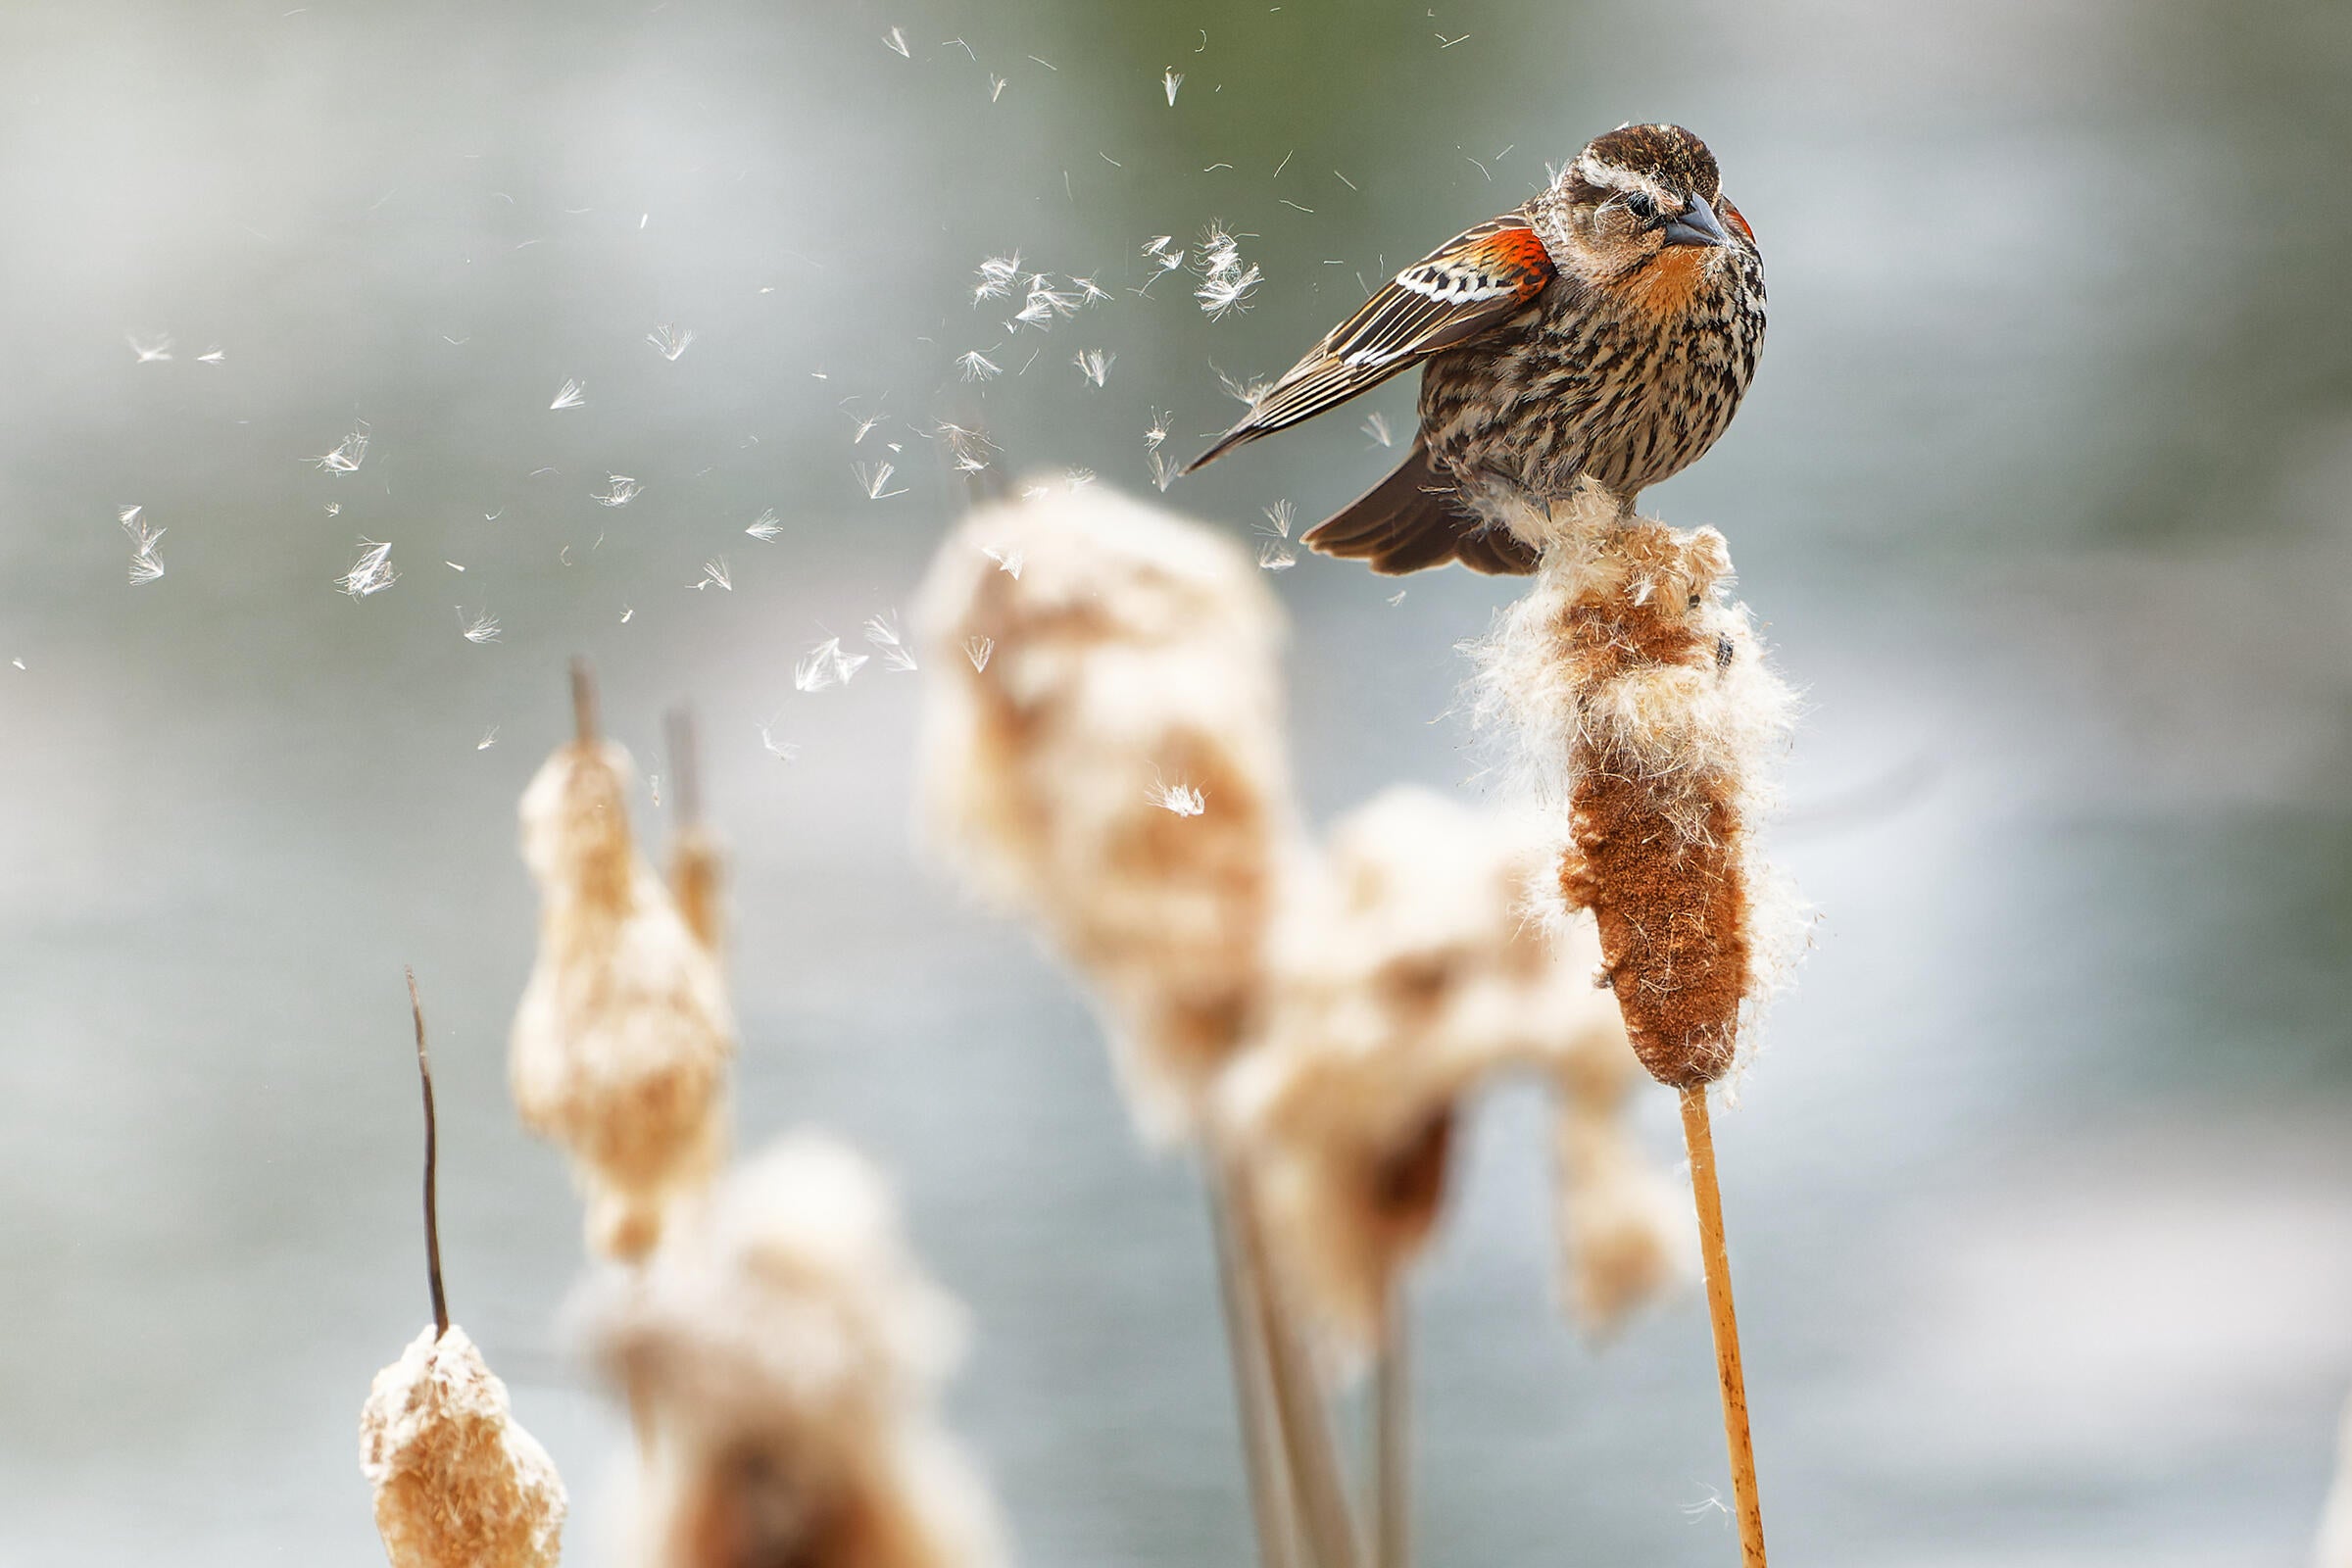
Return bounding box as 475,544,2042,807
1662,195,1733,248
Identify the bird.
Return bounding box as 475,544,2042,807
1184,123,1764,575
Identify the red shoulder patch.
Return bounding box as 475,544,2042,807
1459,223,1553,289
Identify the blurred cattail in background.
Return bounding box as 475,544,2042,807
511,664,737,1261
1471,477,1805,1568
913,479,1292,1143
581,1133,1007,1568
914,481,1341,1568
1222,785,1684,1366
362,972,567,1568
1222,785,1686,1568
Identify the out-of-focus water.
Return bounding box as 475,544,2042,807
1,1,2348,1563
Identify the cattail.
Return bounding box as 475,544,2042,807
363,971,567,1568
914,484,1340,1568
583,1134,1007,1568
912,479,1291,1142
512,670,736,1260
361,1326,568,1568
1471,478,1804,1568
1222,786,1673,1363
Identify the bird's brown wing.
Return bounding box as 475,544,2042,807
1184,216,1554,473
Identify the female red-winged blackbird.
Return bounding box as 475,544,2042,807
1186,123,1763,574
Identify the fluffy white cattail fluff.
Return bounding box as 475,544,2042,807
1472,479,1805,1088
913,481,1292,1142
512,736,737,1259
360,1325,567,1568
584,1134,1007,1568
1220,786,1682,1362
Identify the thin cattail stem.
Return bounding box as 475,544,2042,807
1680,1085,1764,1567
663,706,702,828
405,966,449,1340
569,657,598,747
1372,1295,1409,1568
1203,1143,1302,1568
1229,1149,1363,1568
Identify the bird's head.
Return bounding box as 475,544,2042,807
1532,123,1755,283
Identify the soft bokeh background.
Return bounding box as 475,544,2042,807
2,1,2349,1563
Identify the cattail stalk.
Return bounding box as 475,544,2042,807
407,967,448,1339
1682,1086,1763,1566
1203,1141,1303,1568
1229,1149,1363,1568
1372,1298,1409,1568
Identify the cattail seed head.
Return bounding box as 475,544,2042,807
584,1134,1006,1568
512,736,736,1259
1222,787,1660,1362
913,481,1292,1143
360,1325,566,1568
1473,480,1805,1088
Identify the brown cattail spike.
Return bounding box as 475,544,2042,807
1472,479,1803,1088
662,705,726,954
406,966,448,1339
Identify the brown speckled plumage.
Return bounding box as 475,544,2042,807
1188,123,1764,575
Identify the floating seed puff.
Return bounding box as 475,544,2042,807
512,665,736,1260
1473,478,1804,1568
912,480,1291,1141
362,973,566,1568
584,1134,1006,1568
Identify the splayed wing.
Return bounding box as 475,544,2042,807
1185,216,1553,473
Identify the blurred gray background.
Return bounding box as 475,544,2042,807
2,0,2349,1563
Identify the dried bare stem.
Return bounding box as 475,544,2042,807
1230,1150,1362,1568
1203,1139,1302,1568
1372,1297,1409,1568
406,966,447,1339
1682,1086,1764,1566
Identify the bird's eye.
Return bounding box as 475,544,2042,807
1624,191,1657,221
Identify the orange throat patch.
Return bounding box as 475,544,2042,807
1622,245,1711,319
